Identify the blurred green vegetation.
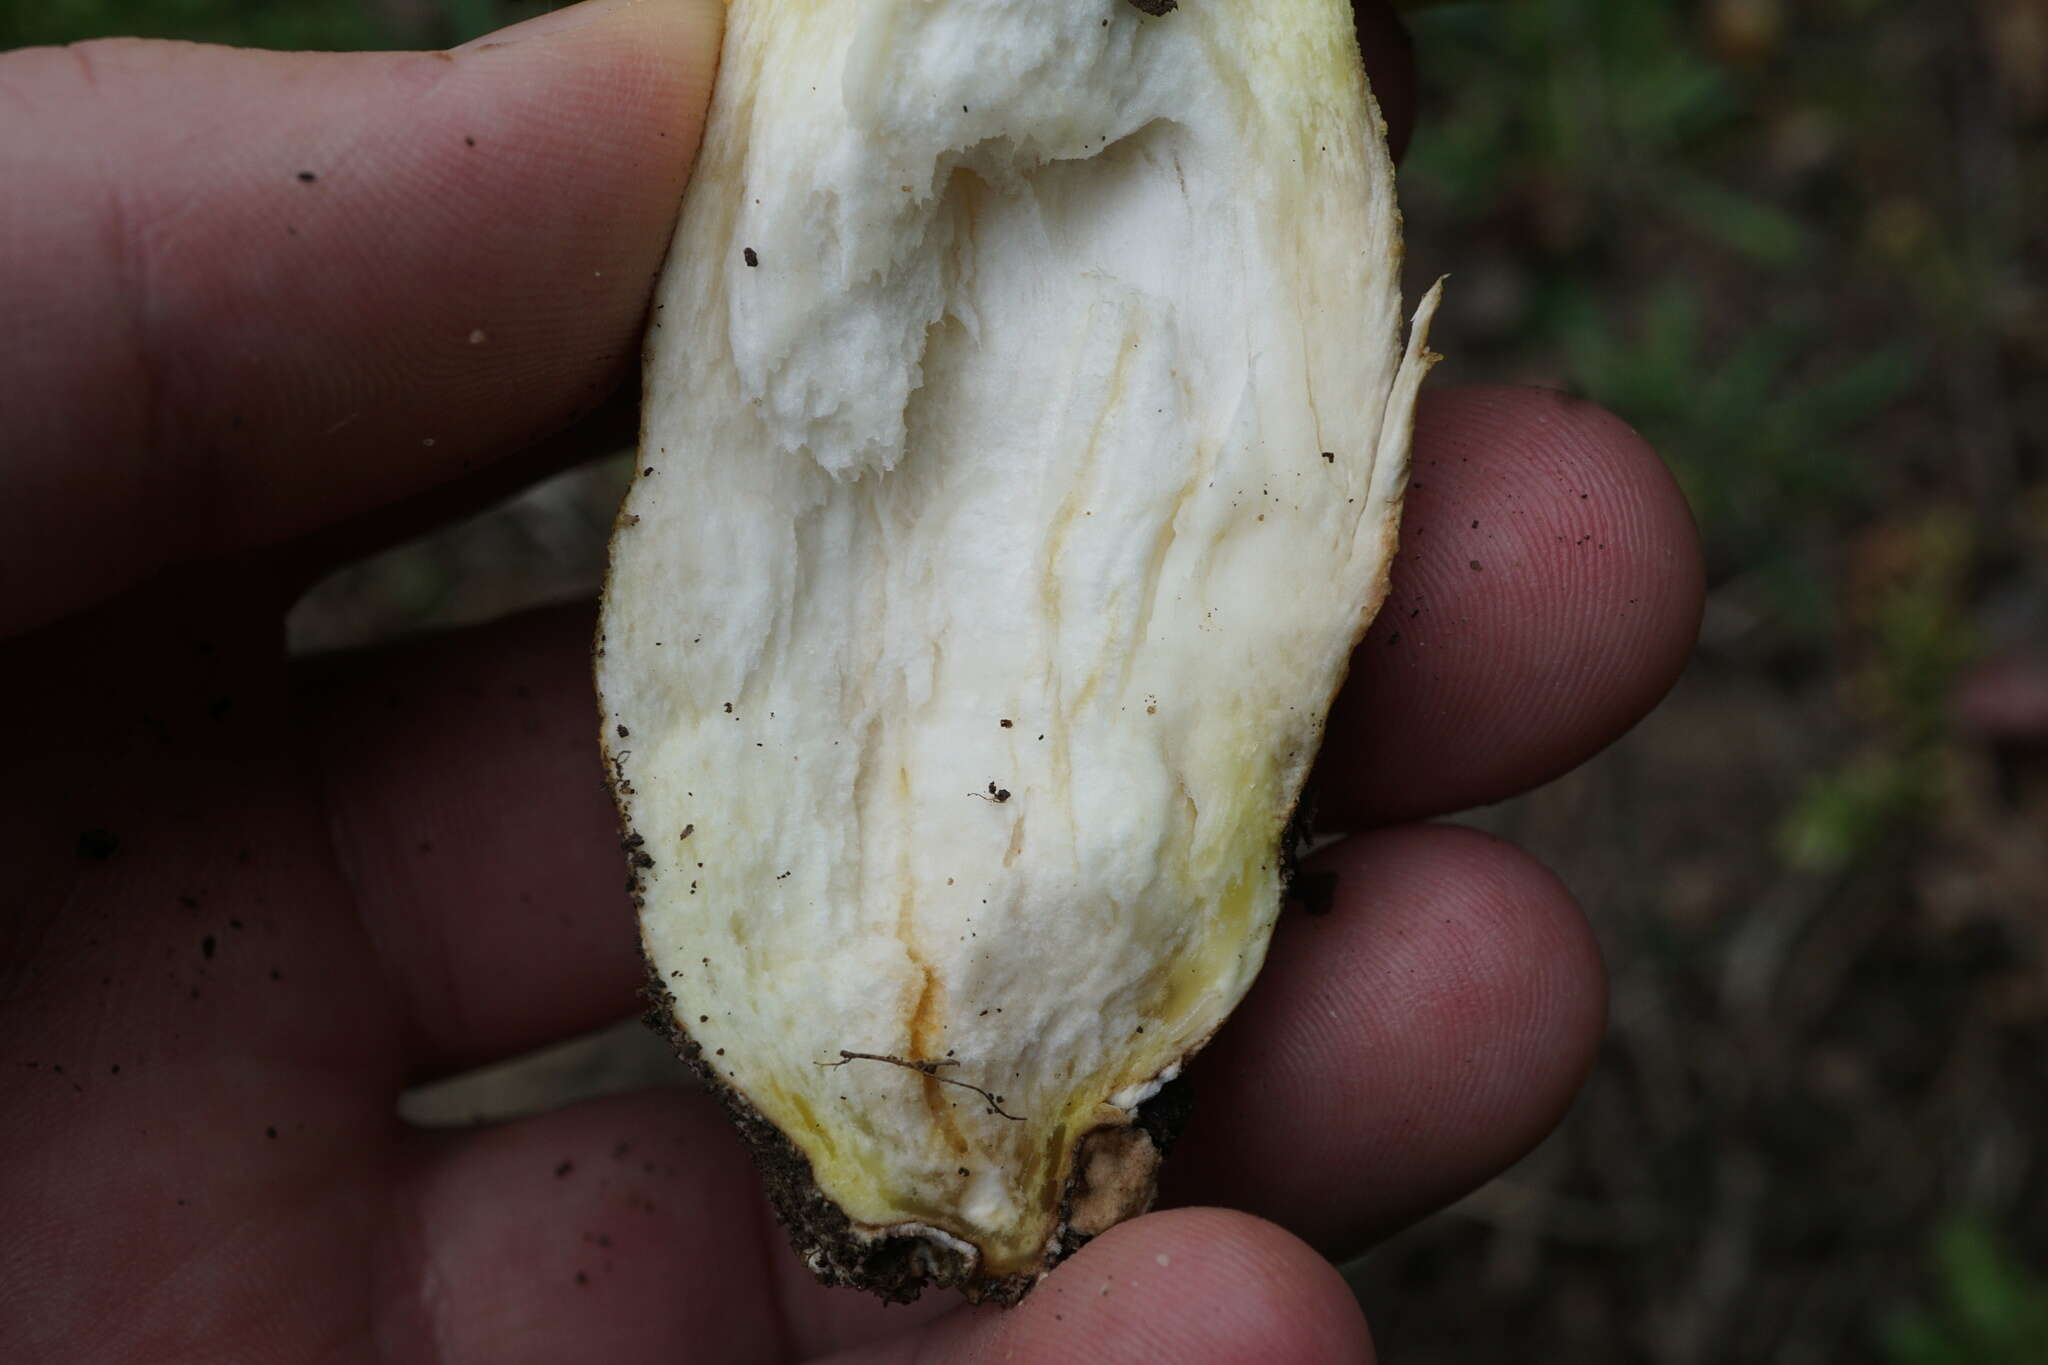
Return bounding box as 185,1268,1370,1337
0,0,550,52
1885,1216,2048,1365
1379,2,2044,1360
1404,0,1937,580
4,0,390,49
1399,0,2039,881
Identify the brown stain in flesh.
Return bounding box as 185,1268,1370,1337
893,765,967,1155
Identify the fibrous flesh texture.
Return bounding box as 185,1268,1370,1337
598,0,1439,1303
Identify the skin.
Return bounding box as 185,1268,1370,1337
0,1,1704,1360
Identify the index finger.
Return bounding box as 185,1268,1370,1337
0,0,721,638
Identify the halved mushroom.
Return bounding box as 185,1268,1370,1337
598,0,1438,1303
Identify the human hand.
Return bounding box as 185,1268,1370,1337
0,1,1702,1359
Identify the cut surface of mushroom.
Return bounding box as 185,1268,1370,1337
599,0,1439,1302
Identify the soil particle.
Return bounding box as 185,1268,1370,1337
1292,870,1340,918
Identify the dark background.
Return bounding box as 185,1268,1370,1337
8,2,2044,1360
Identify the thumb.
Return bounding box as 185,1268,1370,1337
0,0,722,637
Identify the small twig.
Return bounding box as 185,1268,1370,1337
822,1050,1025,1121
